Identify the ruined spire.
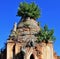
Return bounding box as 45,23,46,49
9,22,17,37
13,22,17,32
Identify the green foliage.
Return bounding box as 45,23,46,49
37,22,40,26
36,24,56,43
17,2,40,19
24,23,30,27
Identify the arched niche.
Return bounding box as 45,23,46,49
30,54,35,59
15,51,25,59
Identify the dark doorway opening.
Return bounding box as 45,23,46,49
19,51,24,59
30,54,34,59
13,45,15,59
16,51,24,59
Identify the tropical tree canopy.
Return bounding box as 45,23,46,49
17,2,40,19
36,25,56,43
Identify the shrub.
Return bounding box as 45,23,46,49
36,25,56,43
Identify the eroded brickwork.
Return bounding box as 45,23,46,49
6,17,60,59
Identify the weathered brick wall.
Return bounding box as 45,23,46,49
34,42,54,59
6,18,59,59
7,40,15,59
54,52,58,59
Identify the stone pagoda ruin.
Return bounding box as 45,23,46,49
4,2,60,59
7,17,56,59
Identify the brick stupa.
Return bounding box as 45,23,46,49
7,17,59,59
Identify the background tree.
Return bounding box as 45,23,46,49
17,2,40,19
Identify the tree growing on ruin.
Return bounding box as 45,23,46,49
36,25,56,43
17,2,40,20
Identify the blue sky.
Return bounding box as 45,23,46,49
0,0,60,56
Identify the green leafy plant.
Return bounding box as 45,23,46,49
36,24,56,43
23,23,30,27
37,22,40,26
17,2,40,19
